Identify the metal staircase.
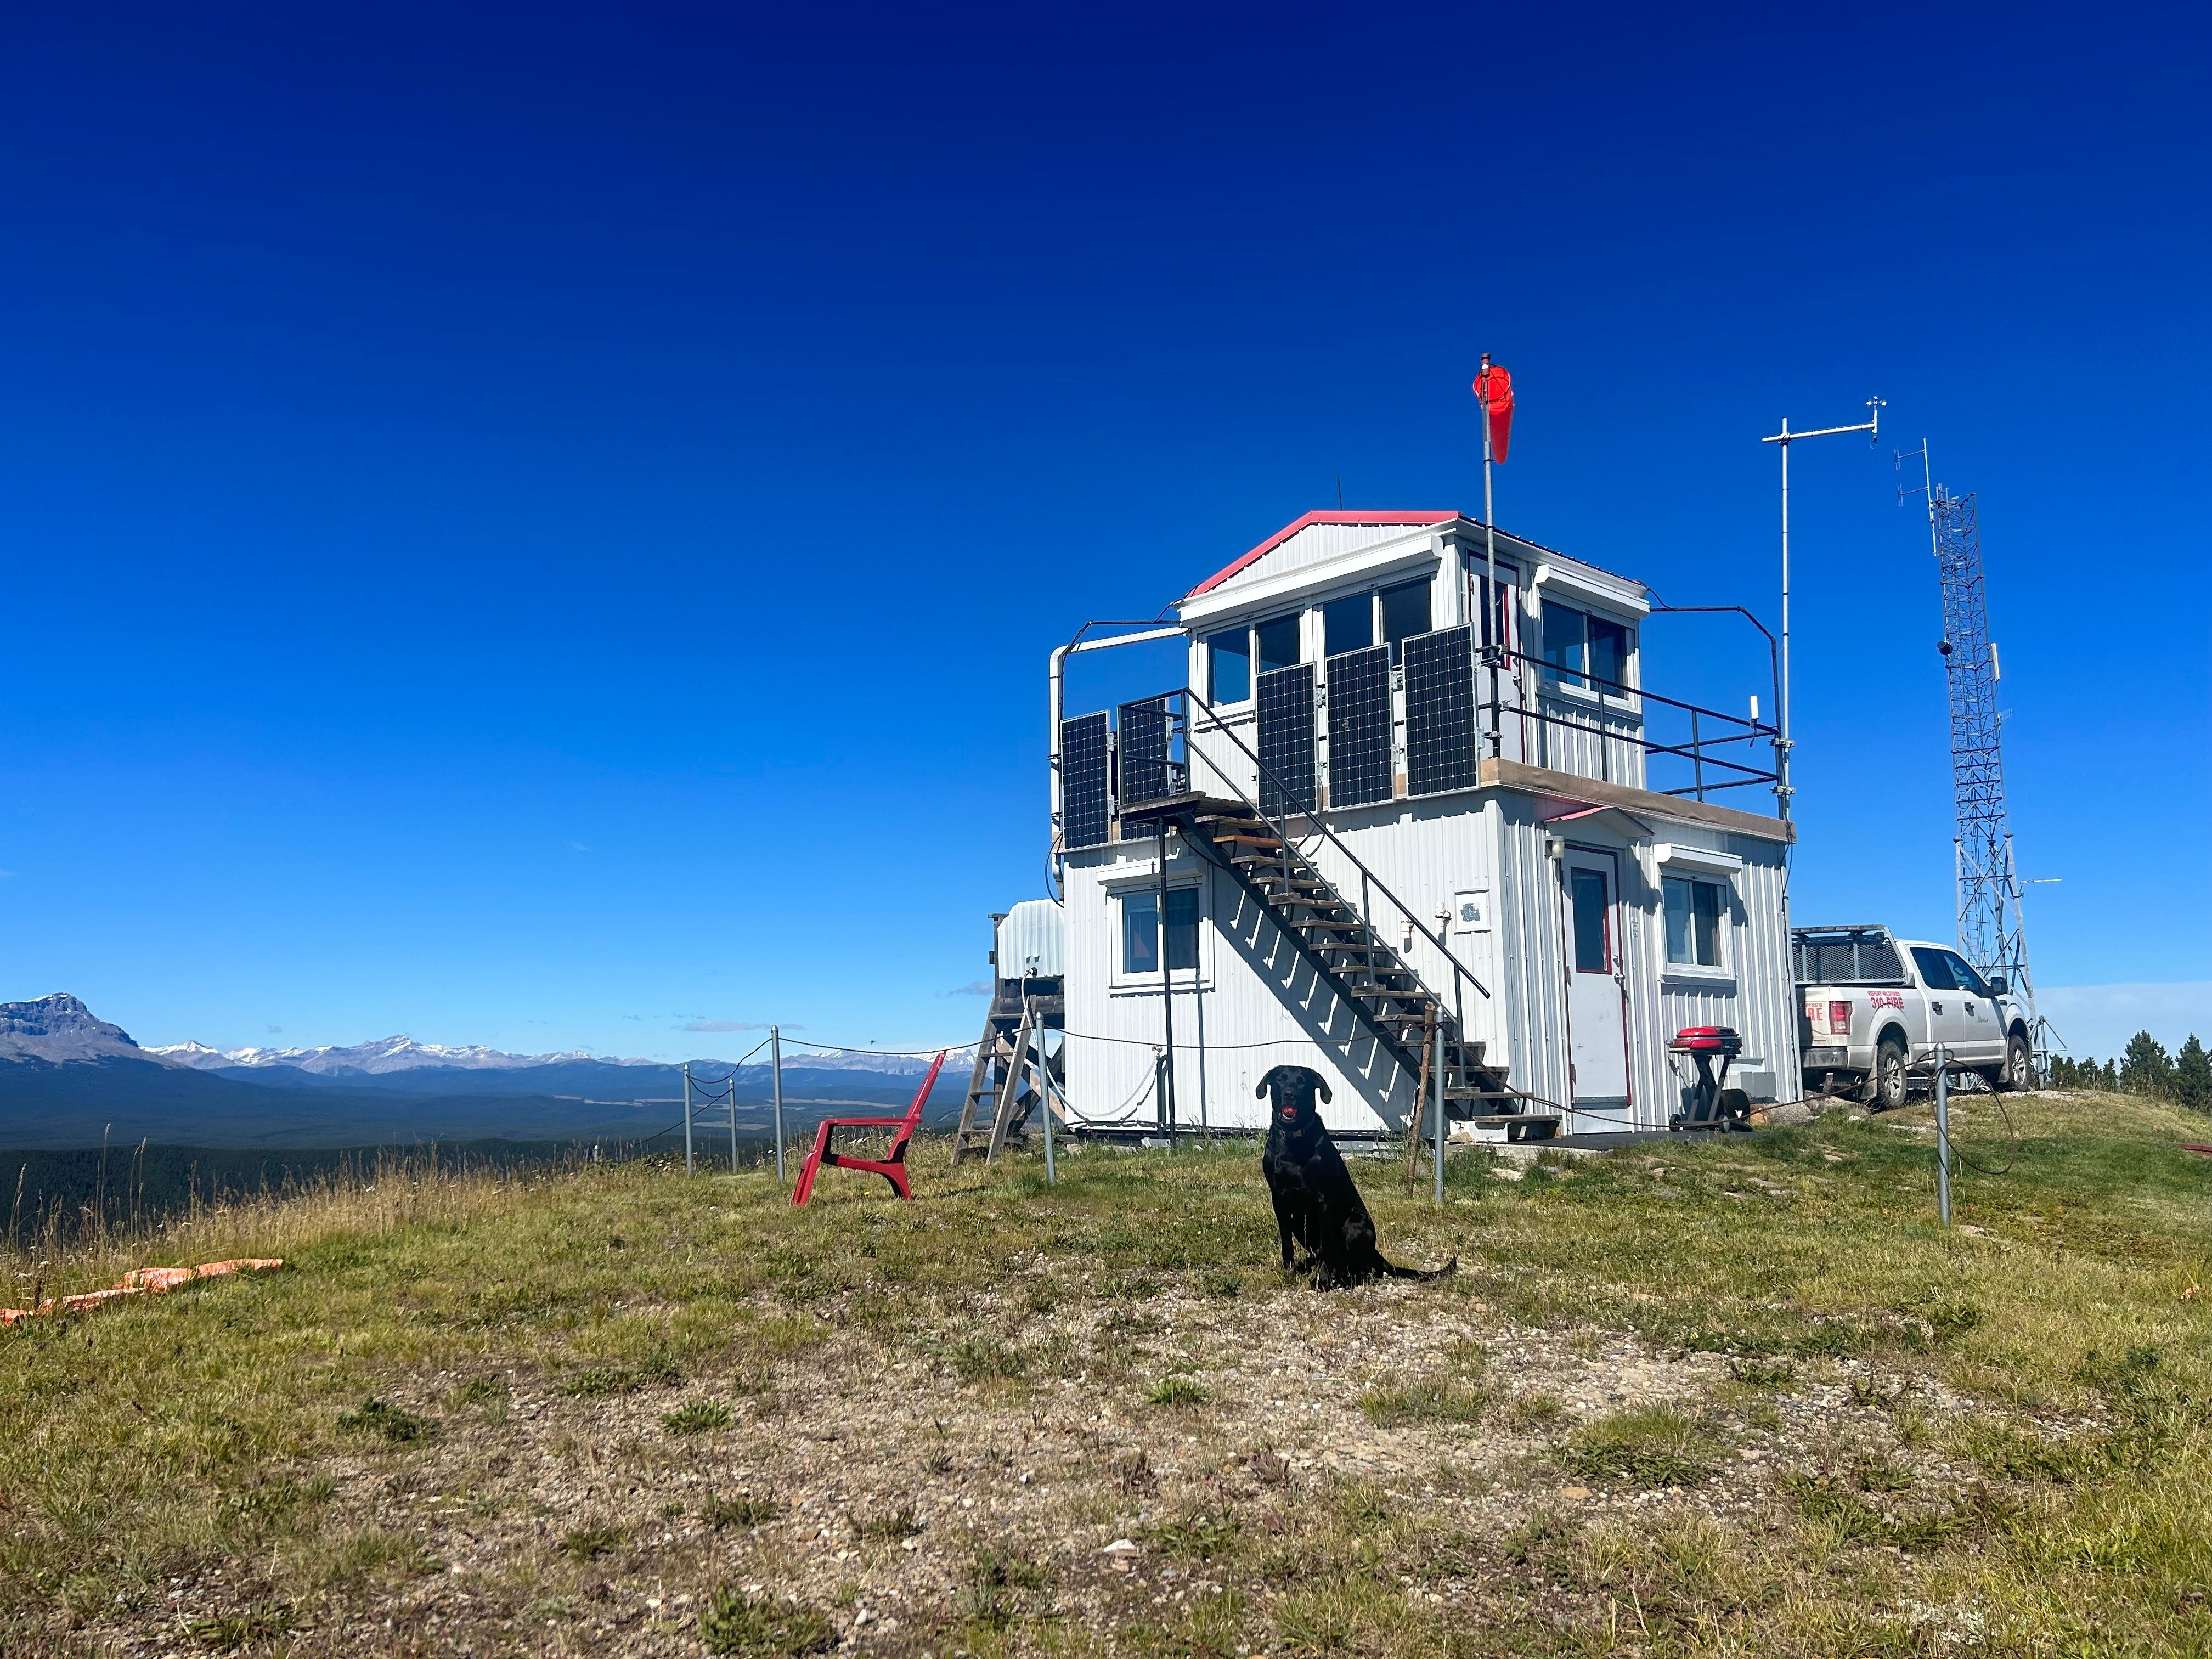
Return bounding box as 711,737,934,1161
1123,794,1530,1129
1105,686,1548,1137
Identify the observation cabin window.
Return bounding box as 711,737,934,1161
1380,578,1431,664
1255,615,1301,676
1588,616,1628,690
1206,615,1302,706
1322,592,1375,659
1120,888,1199,975
1206,628,1251,704
1542,601,1633,694
1663,876,1724,968
1471,565,1516,652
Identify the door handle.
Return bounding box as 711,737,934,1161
1932,1001,1945,1014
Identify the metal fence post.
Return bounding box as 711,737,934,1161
682,1065,695,1177
1155,819,1177,1148
771,1026,787,1183
1433,1026,1447,1206
1036,997,1057,1188
727,1071,739,1174
1933,1045,1953,1226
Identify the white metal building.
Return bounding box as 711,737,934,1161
1047,510,1800,1138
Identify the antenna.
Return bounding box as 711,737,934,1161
1758,396,1886,825
1903,443,2052,1068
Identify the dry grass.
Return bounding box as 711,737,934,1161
1,1091,2208,1656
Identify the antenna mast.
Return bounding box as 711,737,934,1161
1901,444,2041,1040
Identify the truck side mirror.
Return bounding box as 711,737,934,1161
1987,975,2008,997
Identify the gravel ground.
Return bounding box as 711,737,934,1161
76,1269,2044,1658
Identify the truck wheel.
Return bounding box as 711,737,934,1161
1989,1032,2033,1093
1864,1037,1908,1111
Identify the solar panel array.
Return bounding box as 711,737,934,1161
1404,625,1478,796
1324,645,1392,808
1060,712,1111,849
1116,696,1173,805
1257,663,1316,817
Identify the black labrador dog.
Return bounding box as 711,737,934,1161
1257,1064,1457,1289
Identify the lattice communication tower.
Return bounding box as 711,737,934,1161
1926,480,2038,1028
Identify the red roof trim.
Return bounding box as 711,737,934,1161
1182,511,1460,601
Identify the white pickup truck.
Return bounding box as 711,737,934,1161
1793,924,2034,1108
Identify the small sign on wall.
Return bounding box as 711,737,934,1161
1453,889,1491,935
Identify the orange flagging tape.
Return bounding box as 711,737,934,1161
1,1258,284,1326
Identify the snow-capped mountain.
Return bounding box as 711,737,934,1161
146,1035,645,1075
140,1039,228,1065
780,1049,966,1074
144,1034,960,1075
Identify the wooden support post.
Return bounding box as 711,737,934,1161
1407,1009,1434,1196
952,1012,998,1166
986,1005,1036,1164
1434,1016,1447,1206
1036,1000,1057,1187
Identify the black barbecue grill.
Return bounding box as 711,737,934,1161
1668,1026,1750,1130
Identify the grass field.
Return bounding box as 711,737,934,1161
2,1088,2208,1657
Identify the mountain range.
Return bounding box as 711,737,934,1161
146,1035,622,1074
0,995,968,1149
142,1032,944,1077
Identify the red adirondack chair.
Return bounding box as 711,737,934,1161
790,1051,947,1206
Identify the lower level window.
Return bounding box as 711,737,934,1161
1663,875,1724,967
1121,888,1199,974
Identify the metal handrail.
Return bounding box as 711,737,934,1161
1119,686,1492,1031
1487,646,1780,793
1504,646,1773,732
1514,703,1776,787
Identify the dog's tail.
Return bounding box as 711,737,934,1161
1377,1254,1458,1283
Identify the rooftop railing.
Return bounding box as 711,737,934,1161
1487,645,1779,800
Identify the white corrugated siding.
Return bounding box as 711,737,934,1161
1059,837,1420,1136
1523,693,1646,788
1211,521,1437,593
1058,772,1797,1138
1187,705,1260,802
1621,829,1797,1124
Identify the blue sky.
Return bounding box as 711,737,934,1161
1,2,2204,1063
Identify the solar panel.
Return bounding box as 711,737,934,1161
1061,712,1111,849
1116,696,1172,805
1257,663,1316,817
1324,645,1392,808
1404,625,1478,796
